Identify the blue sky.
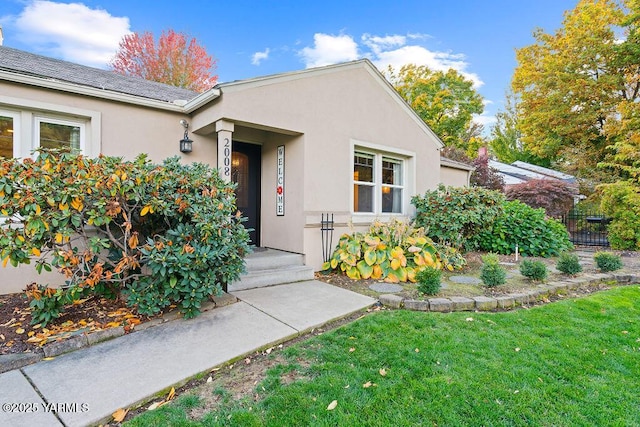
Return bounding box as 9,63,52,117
0,0,579,131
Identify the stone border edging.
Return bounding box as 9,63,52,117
0,293,238,374
378,273,640,312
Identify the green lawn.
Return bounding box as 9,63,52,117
126,286,640,426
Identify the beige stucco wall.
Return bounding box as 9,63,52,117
190,63,442,269
440,165,472,187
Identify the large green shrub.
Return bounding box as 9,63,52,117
598,181,640,250
412,185,505,251
0,150,250,324
473,200,573,257
322,219,465,283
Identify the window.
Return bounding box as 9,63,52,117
353,150,405,214
0,111,19,159
35,117,84,153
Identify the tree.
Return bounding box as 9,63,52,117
110,29,217,92
512,0,628,179
489,91,547,165
470,154,505,191
389,64,484,150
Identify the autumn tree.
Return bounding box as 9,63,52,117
389,64,484,151
512,0,630,180
489,91,547,165
110,29,217,92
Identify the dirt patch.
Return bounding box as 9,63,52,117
0,292,147,355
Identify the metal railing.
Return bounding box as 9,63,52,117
562,210,610,247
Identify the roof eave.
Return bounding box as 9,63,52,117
0,69,188,112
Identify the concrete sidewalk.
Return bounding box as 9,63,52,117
0,281,375,427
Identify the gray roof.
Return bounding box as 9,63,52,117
0,45,199,103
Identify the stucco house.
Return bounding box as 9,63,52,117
0,45,470,291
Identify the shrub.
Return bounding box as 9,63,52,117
594,252,623,272
556,252,582,275
416,266,442,295
322,219,465,283
598,181,640,250
473,200,573,257
0,150,250,324
505,178,575,218
519,259,548,281
412,185,505,251
480,253,506,287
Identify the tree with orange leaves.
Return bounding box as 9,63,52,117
110,29,217,92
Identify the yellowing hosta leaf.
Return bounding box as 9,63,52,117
371,264,383,280
408,245,421,253
406,267,416,283
447,264,454,271
364,235,380,247
327,400,338,411
390,247,404,259
346,266,361,280
330,258,339,269
423,252,435,267
385,272,399,283
364,249,377,266
390,258,401,270
321,261,331,271
394,267,408,282
357,260,373,279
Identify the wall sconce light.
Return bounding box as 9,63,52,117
179,119,193,153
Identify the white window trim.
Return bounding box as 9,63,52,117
0,95,100,158
381,156,404,214
351,140,415,219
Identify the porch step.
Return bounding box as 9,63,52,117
229,249,315,291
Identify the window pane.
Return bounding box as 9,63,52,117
382,187,403,213
40,122,81,151
382,159,402,185
354,184,374,212
354,153,374,183
0,116,13,158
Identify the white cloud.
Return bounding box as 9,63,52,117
299,33,359,68
9,1,130,68
299,31,483,89
473,112,497,128
251,48,270,65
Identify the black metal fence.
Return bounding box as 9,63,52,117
562,210,610,247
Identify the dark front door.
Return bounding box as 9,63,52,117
232,142,261,246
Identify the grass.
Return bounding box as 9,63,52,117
126,286,640,426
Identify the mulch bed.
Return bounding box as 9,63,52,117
0,292,146,355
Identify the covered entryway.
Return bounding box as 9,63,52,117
232,141,261,246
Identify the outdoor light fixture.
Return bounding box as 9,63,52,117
179,119,193,153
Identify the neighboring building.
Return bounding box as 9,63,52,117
489,159,577,189
0,45,470,292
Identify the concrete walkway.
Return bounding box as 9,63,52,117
0,281,375,427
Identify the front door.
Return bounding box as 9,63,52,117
231,142,261,246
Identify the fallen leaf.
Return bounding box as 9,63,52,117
515,348,521,352
363,381,373,388
15,328,25,334
112,408,128,422
265,347,273,354
206,376,213,383
466,317,474,322
167,387,176,401
43,357,55,361
349,347,356,353
147,401,161,411
622,331,629,334
415,348,420,353
245,358,251,364
344,384,350,389
0,334,4,340
379,368,387,377
327,400,338,411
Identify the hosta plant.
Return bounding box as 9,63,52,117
322,220,465,283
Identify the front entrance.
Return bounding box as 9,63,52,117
232,142,261,246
